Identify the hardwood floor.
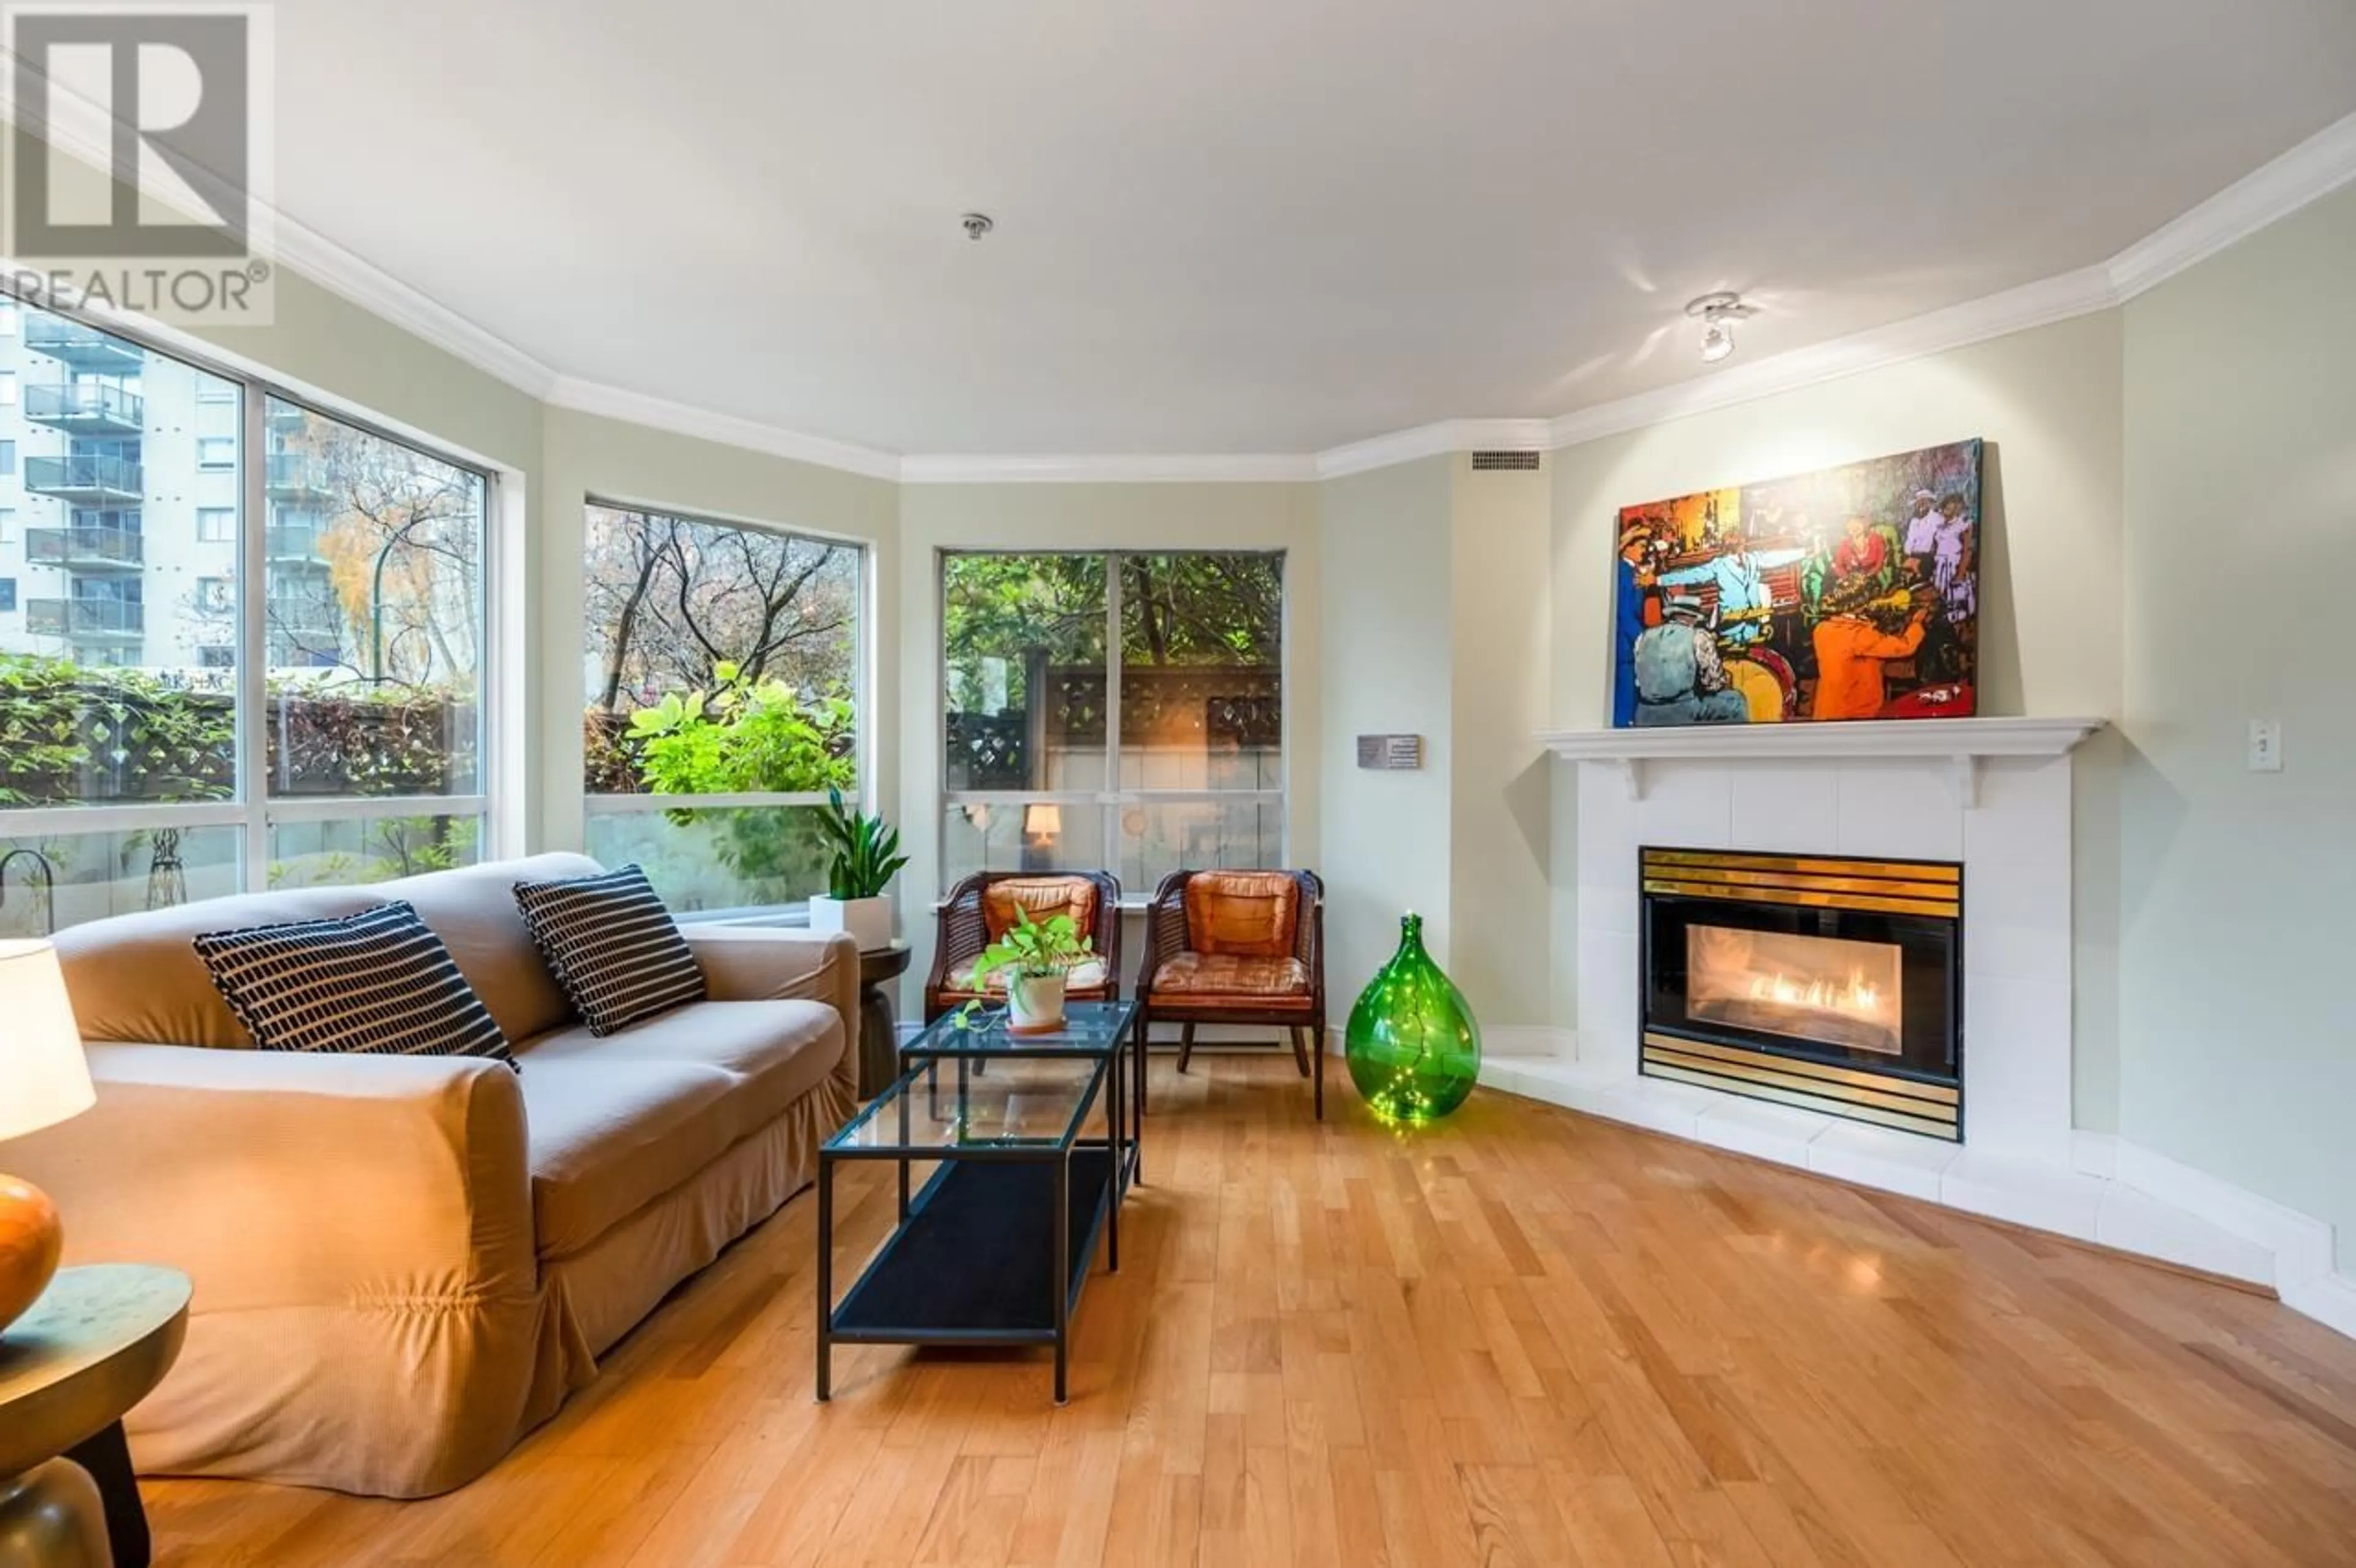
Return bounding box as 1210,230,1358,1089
145,1055,2356,1567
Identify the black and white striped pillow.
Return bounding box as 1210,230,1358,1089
194,901,513,1066
511,863,705,1036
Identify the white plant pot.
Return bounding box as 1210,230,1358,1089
809,894,893,951
1006,971,1068,1033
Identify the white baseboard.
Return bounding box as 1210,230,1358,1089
2106,1139,2338,1289
1478,1053,2352,1344
2283,1272,2356,1340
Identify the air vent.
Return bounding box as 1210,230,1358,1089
1470,450,1541,471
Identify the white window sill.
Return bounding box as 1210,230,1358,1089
675,904,811,929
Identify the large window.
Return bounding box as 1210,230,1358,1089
581,502,863,914
0,302,493,936
941,551,1284,893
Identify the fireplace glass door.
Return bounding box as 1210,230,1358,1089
1685,926,1904,1056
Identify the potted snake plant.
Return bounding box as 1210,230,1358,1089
965,905,1093,1033
808,788,907,951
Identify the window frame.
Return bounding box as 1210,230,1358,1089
937,548,1289,906
579,496,871,920
0,291,504,902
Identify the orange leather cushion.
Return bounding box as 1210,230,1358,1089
1182,871,1299,957
1149,953,1313,1009
982,877,1099,942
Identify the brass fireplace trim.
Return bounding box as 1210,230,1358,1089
1640,849,1960,919
1643,1033,1958,1105
1643,1059,1963,1141
1642,1037,1960,1139
1646,849,1958,882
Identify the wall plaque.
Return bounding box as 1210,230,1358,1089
1357,734,1423,771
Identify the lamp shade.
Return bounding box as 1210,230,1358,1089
1023,803,1063,840
0,940,94,1142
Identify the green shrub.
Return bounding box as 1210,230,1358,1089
622,663,855,890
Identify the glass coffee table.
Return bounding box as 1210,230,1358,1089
901,1001,1143,1190
817,1051,1120,1405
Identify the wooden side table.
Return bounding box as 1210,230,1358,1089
0,1265,190,1568
857,943,914,1099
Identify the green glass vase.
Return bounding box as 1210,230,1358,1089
1344,912,1480,1123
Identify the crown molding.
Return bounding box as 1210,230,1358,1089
1542,264,2122,448
543,377,904,482
898,452,1317,484
2106,109,2356,301
10,74,2350,484
0,77,562,401
1529,108,2356,453
1315,418,1552,479
271,225,561,401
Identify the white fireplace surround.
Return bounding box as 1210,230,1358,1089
1482,717,2356,1341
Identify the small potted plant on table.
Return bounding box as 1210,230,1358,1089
809,787,907,951
966,905,1093,1034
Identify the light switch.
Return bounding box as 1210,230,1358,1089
2246,719,2284,773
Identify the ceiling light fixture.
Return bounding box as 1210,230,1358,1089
1685,291,1755,364
961,212,995,241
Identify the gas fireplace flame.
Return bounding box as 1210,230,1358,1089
1746,967,1884,1019
1685,924,1907,1056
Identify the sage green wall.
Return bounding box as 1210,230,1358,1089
1317,458,1456,1004
536,409,901,859
2120,182,2356,1268
1446,457,1555,1027
1544,311,2130,1126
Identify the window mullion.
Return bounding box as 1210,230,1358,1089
1103,552,1125,888
1103,548,1124,791
237,381,268,887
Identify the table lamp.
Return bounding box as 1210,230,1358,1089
0,938,94,1335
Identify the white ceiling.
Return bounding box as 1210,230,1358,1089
268,0,2356,456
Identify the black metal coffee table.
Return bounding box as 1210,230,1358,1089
816,1050,1120,1405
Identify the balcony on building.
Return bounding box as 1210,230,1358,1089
23,453,145,505
25,523,144,572
265,452,334,502
265,595,342,647
23,382,145,437
28,597,144,640
267,520,330,566
23,317,145,374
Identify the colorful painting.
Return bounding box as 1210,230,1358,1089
1611,439,1982,727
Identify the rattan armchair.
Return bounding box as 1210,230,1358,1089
923,870,1124,1021
1136,868,1327,1117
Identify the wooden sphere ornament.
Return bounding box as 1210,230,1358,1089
0,1174,64,1334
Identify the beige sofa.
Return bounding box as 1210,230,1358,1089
7,853,857,1498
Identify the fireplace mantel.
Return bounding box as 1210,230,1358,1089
1535,715,2106,805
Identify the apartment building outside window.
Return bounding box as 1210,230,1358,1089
940,550,1285,894
0,302,495,936
580,501,864,915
